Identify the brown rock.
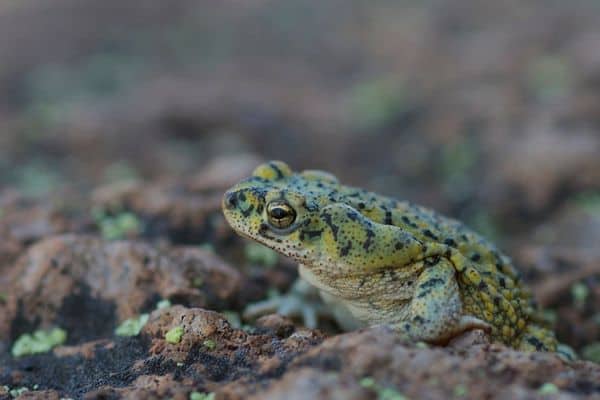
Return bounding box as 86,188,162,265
245,327,600,400
0,235,243,343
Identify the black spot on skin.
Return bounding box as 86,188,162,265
422,229,438,240
404,323,411,331
358,277,367,288
401,216,418,228
357,202,366,209
363,229,375,251
347,211,358,221
413,316,425,324
238,192,246,202
493,296,501,307
340,240,352,256
478,280,488,290
499,277,506,288
241,205,255,217
321,212,338,241
395,242,404,250
269,162,285,180
461,234,469,242
471,253,481,262
384,210,393,225
418,277,445,291
527,336,546,351
256,204,264,214
444,238,457,248
495,263,504,273
300,229,324,241
258,223,277,240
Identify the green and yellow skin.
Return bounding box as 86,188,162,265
222,161,565,354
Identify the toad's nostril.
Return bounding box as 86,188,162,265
224,192,238,209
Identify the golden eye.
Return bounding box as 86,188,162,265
266,201,296,229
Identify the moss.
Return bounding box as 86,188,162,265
115,300,171,337
570,282,589,310
9,386,29,398
156,299,172,310
92,208,143,240
11,328,67,357
453,384,468,397
199,243,216,252
537,382,559,395
114,314,149,337
189,392,215,400
165,326,184,344
581,342,600,364
191,276,204,288
359,377,409,400
573,192,600,216
203,339,216,350
244,242,279,267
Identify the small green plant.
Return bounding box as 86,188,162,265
12,327,67,357
114,300,171,337
244,242,279,267
92,208,143,240
453,384,468,397
571,282,589,310
115,314,149,337
537,382,559,395
156,299,172,310
9,386,29,398
189,392,215,400
359,377,409,400
573,192,600,216
165,326,185,344
581,342,600,364
203,339,216,350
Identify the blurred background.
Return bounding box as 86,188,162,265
1,0,600,251
0,0,599,363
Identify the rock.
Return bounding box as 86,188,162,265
0,235,244,345
249,327,600,400
0,191,86,273
90,154,261,245
0,306,326,399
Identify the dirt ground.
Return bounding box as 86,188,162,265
0,1,599,399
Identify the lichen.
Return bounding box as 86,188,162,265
115,314,149,337
11,328,67,357
165,326,184,344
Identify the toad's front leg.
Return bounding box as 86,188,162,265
392,257,491,343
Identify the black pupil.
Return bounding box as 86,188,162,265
271,207,288,219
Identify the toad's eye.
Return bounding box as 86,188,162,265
266,201,296,229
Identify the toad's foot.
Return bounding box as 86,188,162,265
243,279,331,329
